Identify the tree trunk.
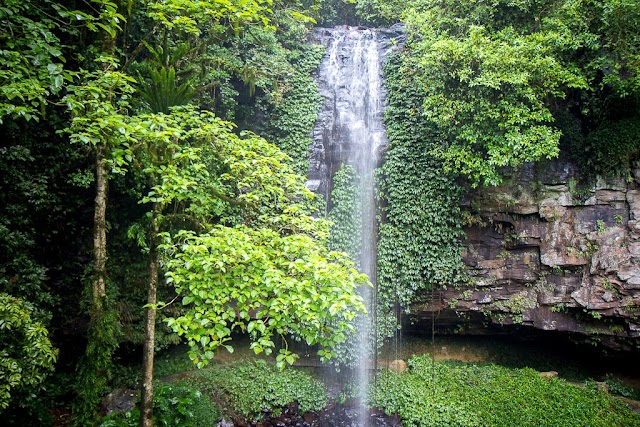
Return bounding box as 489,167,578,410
92,142,108,306
140,201,160,427
71,141,113,427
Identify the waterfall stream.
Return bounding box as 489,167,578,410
309,25,402,425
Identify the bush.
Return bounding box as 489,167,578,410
186,360,327,421
99,382,220,427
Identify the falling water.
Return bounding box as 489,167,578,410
309,25,401,425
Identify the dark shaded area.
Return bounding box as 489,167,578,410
242,401,401,427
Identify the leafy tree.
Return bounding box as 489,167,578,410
0,293,57,410
163,226,367,368
0,0,71,122
370,0,639,185
126,107,368,372
402,0,589,186
126,107,228,427
64,63,136,427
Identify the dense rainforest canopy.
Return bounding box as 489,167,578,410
1,0,638,425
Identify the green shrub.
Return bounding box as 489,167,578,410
604,373,640,400
579,118,640,176
186,360,327,421
99,382,220,427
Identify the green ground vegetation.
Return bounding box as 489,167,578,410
100,350,640,427
371,355,640,427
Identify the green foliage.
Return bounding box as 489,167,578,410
328,165,362,262
162,225,368,368
0,0,72,122
604,373,640,400
489,290,538,324
64,67,137,175
260,43,325,174
147,0,276,37
0,293,57,410
0,144,53,316
106,361,326,425
106,104,369,371
139,67,195,113
99,382,221,427
371,355,640,427
355,0,405,25
71,300,120,427
378,0,640,185
376,52,465,334
402,0,591,186
302,0,360,26
187,361,327,421
578,117,640,176
56,0,125,40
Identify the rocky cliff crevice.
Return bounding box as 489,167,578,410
412,160,640,350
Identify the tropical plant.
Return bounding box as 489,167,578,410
0,293,57,410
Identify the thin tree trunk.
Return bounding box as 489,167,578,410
93,142,108,306
140,201,160,427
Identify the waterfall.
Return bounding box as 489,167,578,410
308,25,403,425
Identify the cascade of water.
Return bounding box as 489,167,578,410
309,26,396,425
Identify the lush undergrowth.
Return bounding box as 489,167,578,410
371,355,640,427
100,359,326,426
100,382,220,427
100,350,640,427
183,360,327,421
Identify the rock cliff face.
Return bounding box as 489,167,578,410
412,160,640,350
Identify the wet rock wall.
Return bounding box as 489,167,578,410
412,160,640,350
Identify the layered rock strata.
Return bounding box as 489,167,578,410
413,160,640,349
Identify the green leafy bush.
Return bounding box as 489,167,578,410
579,118,640,176
186,361,327,421
0,293,57,410
604,373,640,400
99,382,220,427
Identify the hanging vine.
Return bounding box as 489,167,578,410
261,43,325,175
376,51,466,336
327,164,362,264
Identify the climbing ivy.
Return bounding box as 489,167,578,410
261,43,325,175
328,165,362,264
326,164,370,367
376,52,465,335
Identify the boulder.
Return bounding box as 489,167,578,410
388,359,408,373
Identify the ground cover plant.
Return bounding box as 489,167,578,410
102,348,640,427
370,355,640,427
184,360,327,421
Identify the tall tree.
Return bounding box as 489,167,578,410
60,1,131,423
